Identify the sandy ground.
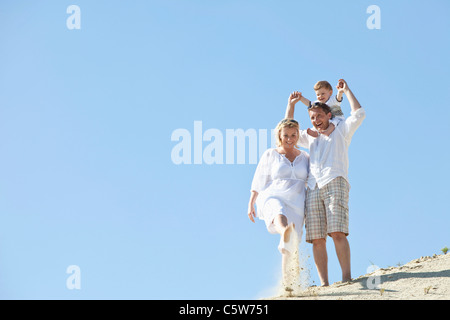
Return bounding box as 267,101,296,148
267,253,450,300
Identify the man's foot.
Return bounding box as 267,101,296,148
335,279,353,287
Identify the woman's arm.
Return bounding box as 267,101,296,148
285,91,305,119
248,191,258,222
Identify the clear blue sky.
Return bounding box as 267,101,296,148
0,0,449,299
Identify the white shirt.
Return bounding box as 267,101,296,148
299,108,366,189
250,149,309,234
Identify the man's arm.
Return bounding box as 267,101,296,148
336,79,345,102
340,79,361,112
339,79,365,140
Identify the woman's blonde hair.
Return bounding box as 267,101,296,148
275,118,300,147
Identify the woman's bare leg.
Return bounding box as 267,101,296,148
272,215,296,290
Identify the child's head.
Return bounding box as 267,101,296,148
314,81,333,103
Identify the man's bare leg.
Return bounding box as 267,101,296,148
312,238,329,286
330,232,351,282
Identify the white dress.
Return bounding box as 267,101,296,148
251,148,309,252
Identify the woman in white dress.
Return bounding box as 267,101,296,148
248,118,309,289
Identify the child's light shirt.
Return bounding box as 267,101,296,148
323,95,344,117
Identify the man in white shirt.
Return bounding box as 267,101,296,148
285,79,366,286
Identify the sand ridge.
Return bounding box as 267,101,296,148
267,253,450,300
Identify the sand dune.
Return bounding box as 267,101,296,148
269,253,450,300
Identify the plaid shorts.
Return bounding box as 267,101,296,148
305,176,350,243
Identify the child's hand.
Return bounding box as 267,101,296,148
336,79,348,93
307,128,319,138
288,91,302,105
